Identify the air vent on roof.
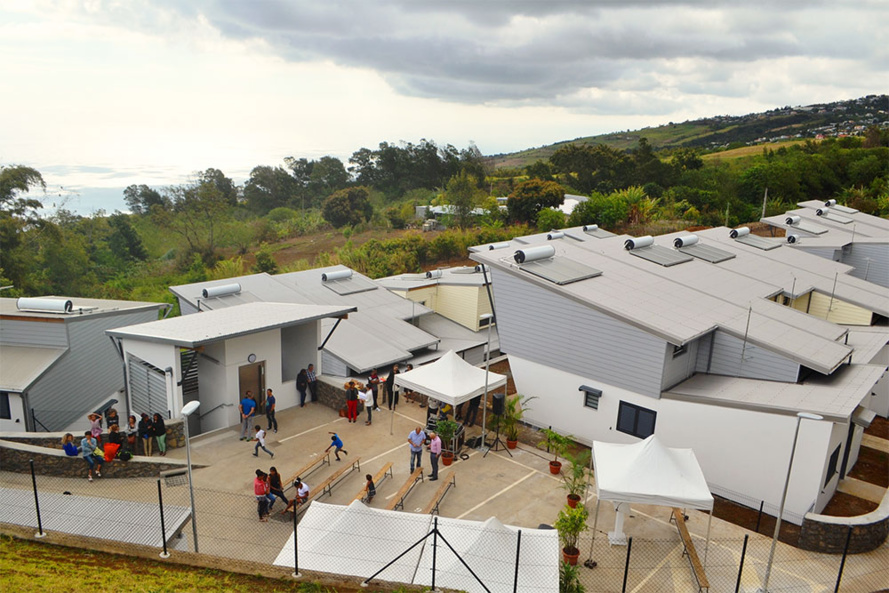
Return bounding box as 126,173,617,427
426,270,443,279
547,231,565,240
824,199,859,214
673,235,736,263
488,241,510,250
514,245,555,264
625,235,692,267
16,297,73,313
815,208,852,224
202,283,241,298
730,227,782,250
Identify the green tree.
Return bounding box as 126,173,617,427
444,171,484,228
107,213,149,263
507,179,565,224
0,165,45,289
525,160,555,181
321,186,373,228
252,243,279,274
243,165,298,214
122,184,165,214
536,207,565,232
152,180,233,264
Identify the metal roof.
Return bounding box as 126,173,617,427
107,302,355,348
663,364,886,422
797,200,889,233
844,327,889,365
519,257,603,285
763,207,889,240
0,297,164,320
376,266,491,290
0,345,67,391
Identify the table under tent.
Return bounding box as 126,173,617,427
394,350,507,451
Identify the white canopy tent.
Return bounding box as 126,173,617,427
592,435,714,563
273,501,559,592
393,349,507,407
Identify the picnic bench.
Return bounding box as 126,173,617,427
385,467,424,511
671,508,709,592
353,462,394,503
421,472,456,515
283,452,330,492
284,457,361,519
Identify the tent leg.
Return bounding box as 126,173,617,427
704,510,712,568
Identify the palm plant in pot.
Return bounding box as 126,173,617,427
561,450,590,508
537,428,572,474
554,503,589,565
501,394,535,449
436,419,460,466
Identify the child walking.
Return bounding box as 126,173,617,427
253,425,274,458
364,474,376,503
325,431,348,461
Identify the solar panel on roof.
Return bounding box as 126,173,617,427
815,209,853,224
735,234,783,250
792,221,828,235
519,257,602,285
628,245,693,267
678,243,736,263
323,276,378,295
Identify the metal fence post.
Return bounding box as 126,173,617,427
755,500,764,533
736,534,748,593
622,537,633,593
834,526,853,593
157,479,170,558
513,529,522,593
432,516,439,592
29,460,45,538
292,502,301,578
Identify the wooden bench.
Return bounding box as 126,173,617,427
385,467,424,511
671,508,709,592
421,472,456,515
283,452,330,492
352,462,394,503
283,458,361,519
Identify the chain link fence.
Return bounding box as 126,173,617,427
3,461,888,592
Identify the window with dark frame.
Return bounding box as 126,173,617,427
579,386,602,410
825,445,841,488
672,344,687,358
616,400,656,439
0,392,10,420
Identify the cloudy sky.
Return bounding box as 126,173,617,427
2,0,887,213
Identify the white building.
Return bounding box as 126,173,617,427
470,225,888,524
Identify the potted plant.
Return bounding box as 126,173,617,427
501,394,535,449
561,450,590,508
554,503,589,565
559,560,586,593
436,419,460,466
538,428,572,474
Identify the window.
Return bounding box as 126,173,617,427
672,344,687,358
579,386,602,410
0,392,10,420
479,315,493,328
825,445,841,488
616,401,656,439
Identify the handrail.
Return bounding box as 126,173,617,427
199,402,233,419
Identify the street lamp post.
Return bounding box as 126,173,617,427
180,400,201,554
760,411,823,592
480,313,494,451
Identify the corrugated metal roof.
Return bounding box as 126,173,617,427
107,302,355,347
0,345,67,391
663,364,886,422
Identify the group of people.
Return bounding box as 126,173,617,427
253,466,300,521
408,425,442,481
64,407,168,482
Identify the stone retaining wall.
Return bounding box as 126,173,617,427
0,439,192,479
1,419,187,451
799,488,889,553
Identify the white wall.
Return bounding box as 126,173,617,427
866,344,889,418
510,354,836,524
0,392,26,432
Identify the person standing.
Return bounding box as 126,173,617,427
81,430,102,482
87,413,103,443
359,383,373,425
306,364,318,403
254,469,270,522
428,431,441,481
124,415,138,452
152,413,167,456
407,426,426,473
138,413,153,456
363,474,376,503
464,395,482,427
252,425,274,458
426,397,440,423
297,369,309,407
344,380,359,423
368,369,381,412
239,391,256,440
105,407,120,432
385,365,399,409
325,431,348,461
265,388,278,432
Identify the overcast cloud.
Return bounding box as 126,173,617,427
2,1,886,213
